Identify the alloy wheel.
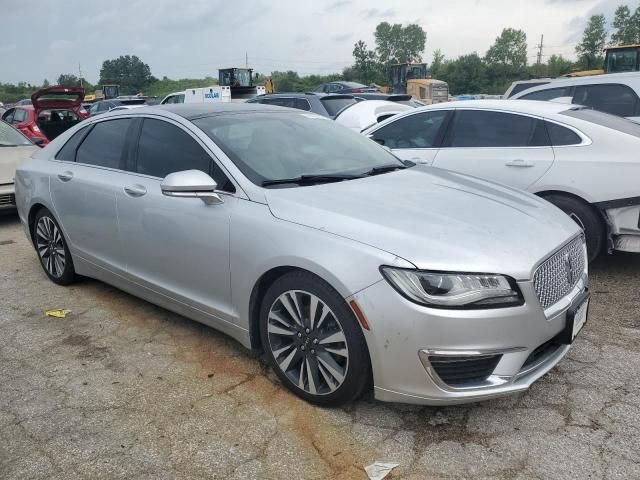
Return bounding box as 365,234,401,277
267,290,349,395
35,216,66,278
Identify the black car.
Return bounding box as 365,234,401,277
246,93,358,118
313,81,376,94
353,93,424,107
88,98,147,116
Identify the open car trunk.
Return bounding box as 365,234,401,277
31,86,84,141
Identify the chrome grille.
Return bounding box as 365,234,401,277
0,193,16,207
533,236,586,309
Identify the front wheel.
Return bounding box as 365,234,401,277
543,194,605,262
259,271,371,406
33,208,76,285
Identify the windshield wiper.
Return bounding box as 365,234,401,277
364,163,411,176
262,173,363,187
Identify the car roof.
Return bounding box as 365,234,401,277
415,99,575,116
133,102,291,119
512,71,640,97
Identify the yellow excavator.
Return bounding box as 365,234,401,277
564,44,640,77
383,63,449,104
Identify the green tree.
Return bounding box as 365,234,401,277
57,73,80,86
430,49,446,77
631,6,640,43
576,14,607,69
485,28,528,87
440,53,487,94
373,22,426,65
611,5,635,45
99,55,153,94
42,79,50,87
546,54,574,77
352,40,381,84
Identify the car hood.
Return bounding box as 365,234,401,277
31,86,84,112
264,166,581,280
0,145,37,184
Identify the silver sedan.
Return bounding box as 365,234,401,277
15,103,588,405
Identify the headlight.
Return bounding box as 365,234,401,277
380,267,523,309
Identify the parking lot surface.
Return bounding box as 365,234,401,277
1,213,639,479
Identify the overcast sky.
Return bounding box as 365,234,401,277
0,0,632,84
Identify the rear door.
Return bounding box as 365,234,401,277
368,110,449,164
49,118,136,272
433,109,554,190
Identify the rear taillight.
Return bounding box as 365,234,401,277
351,88,362,93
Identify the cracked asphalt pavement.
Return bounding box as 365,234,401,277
1,213,639,479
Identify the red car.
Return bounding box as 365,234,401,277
1,86,87,147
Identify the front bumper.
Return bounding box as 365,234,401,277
349,276,586,405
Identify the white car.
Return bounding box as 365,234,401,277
510,72,640,122
0,121,38,210
362,99,640,260
335,100,413,132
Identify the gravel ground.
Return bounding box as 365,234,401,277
1,213,639,480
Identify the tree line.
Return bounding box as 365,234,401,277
1,3,639,103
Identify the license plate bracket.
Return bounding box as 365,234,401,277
559,290,589,345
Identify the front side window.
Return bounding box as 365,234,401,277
520,87,571,101
509,81,552,97
371,111,448,148
76,119,133,169
136,119,235,192
193,112,403,186
573,84,640,117
448,110,542,148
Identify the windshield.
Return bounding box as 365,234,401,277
0,120,31,146
321,97,357,117
193,112,403,186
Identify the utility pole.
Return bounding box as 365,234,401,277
78,63,83,87
535,35,544,76
245,52,248,68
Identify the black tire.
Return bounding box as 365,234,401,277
32,208,76,285
259,271,371,406
543,194,605,262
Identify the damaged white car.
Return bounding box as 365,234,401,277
363,100,640,260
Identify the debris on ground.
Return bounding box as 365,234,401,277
45,308,72,318
364,462,400,480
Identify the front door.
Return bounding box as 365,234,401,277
116,117,236,322
433,109,555,190
368,110,449,165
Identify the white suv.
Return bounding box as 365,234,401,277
511,72,640,122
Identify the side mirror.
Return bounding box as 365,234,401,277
160,170,223,205
32,138,45,146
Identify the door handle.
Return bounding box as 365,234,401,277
123,185,147,197
57,171,74,182
505,159,534,167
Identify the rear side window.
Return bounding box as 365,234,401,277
76,119,133,169
321,97,357,117
56,126,89,161
136,119,235,192
546,122,582,146
520,87,571,101
573,84,640,117
448,110,543,148
371,111,448,148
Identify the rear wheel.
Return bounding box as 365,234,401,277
542,194,605,262
259,271,370,406
33,209,76,285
